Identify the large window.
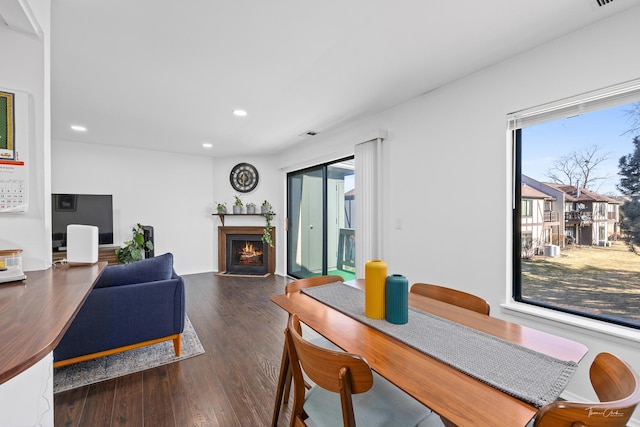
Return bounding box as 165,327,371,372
511,80,640,329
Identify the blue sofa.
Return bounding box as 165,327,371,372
53,252,185,367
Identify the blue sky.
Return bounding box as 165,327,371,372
521,103,639,195
345,174,354,192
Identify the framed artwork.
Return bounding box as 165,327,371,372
0,91,15,161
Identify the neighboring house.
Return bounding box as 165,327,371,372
521,176,621,250
545,184,620,246
522,182,620,246
610,195,629,241
522,176,565,248
521,183,556,255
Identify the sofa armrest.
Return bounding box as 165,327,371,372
172,270,185,329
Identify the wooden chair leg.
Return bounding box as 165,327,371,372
283,366,293,404
280,346,310,406
272,338,290,427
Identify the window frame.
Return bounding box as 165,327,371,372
509,79,640,332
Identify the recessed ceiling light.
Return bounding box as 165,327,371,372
202,142,213,148
70,125,87,132
232,109,247,117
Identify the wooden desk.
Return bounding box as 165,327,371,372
270,280,588,427
0,262,107,384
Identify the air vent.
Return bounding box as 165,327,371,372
595,0,614,6
299,131,318,137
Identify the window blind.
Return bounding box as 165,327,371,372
508,78,640,130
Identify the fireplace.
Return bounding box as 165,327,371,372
218,226,275,276
226,235,268,275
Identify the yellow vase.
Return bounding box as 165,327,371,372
365,259,387,319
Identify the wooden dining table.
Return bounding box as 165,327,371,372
270,279,588,427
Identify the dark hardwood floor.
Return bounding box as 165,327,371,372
54,272,294,427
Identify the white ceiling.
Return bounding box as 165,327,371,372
49,0,639,158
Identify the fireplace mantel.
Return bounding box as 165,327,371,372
218,226,275,275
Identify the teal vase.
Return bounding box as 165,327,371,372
385,274,408,324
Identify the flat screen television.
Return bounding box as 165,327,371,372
51,194,114,251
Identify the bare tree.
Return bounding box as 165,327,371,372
622,102,640,137
546,154,579,186
546,145,612,190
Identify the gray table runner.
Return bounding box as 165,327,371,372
301,282,577,408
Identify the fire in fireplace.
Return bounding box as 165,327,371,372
225,234,268,275
236,241,263,265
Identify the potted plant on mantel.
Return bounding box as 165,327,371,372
246,202,257,214
216,202,227,214
233,195,243,214
261,200,272,214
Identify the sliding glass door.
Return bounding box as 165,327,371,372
287,158,355,280
288,166,324,276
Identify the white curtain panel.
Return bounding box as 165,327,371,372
355,138,383,278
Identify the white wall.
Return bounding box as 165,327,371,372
50,144,288,275
279,5,640,423
0,354,53,426
0,1,54,424
0,0,50,271
51,140,215,274
211,155,285,273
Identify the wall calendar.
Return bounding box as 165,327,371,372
0,89,29,213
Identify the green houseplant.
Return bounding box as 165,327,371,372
216,202,227,214
233,195,243,214
261,199,272,214
246,202,256,214
262,212,274,247
115,223,154,264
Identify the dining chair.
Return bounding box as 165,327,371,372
271,275,344,427
410,282,489,427
285,313,438,427
531,352,640,427
285,274,344,293
410,282,490,315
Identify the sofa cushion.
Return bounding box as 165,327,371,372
95,252,174,288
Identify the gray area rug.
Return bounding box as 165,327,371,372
54,315,205,393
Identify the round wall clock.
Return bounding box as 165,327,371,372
230,162,259,193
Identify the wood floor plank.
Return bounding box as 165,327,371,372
185,357,236,427
79,379,117,426
112,372,143,427
53,386,88,427
53,272,293,427
143,365,175,426
165,363,195,427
